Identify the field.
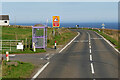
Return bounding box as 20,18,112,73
2,26,77,54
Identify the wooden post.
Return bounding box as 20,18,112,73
22,40,24,51
28,39,30,49
25,38,27,48
10,40,11,52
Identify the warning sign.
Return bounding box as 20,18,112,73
52,16,60,27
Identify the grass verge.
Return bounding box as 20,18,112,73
2,60,35,80
86,28,120,50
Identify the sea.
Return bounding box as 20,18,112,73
10,23,119,30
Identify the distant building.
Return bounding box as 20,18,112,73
0,15,9,26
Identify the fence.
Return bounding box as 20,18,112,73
1,40,23,52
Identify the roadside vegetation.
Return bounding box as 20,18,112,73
92,29,120,50
70,27,120,51
2,26,77,54
2,60,34,80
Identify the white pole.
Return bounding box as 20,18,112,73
6,51,9,61
33,42,36,52
55,41,56,49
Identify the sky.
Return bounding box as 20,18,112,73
2,2,118,23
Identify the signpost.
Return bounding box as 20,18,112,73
52,16,60,36
102,23,105,33
52,16,60,27
52,16,60,49
17,42,23,51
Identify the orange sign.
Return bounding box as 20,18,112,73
52,16,60,27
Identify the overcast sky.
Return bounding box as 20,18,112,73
2,2,118,23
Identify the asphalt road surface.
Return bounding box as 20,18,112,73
35,30,119,80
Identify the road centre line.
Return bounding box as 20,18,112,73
31,62,50,80
90,54,93,61
32,32,80,79
91,63,95,74
90,49,91,53
89,45,91,49
59,32,80,53
87,32,95,76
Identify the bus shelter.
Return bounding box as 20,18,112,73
32,26,47,49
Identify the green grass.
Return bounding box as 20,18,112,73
96,30,119,49
2,60,35,80
2,26,77,53
2,26,32,40
70,28,120,50
88,29,120,50
2,48,46,54
47,28,77,48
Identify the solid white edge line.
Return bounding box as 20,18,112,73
31,62,50,80
59,32,80,53
94,31,120,54
91,63,95,74
90,54,92,61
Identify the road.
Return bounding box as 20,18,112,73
34,30,119,80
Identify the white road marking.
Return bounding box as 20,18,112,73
91,63,95,74
31,62,50,80
91,38,102,39
59,32,80,53
9,54,16,57
89,45,91,49
90,49,91,53
80,40,88,42
90,54,93,61
46,53,49,56
40,58,43,60
87,32,95,75
95,31,120,54
89,42,91,45
73,40,79,42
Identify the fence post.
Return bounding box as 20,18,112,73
28,39,30,49
10,40,11,52
22,40,24,51
25,38,27,49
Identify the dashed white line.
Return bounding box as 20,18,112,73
90,54,93,61
91,63,95,74
89,42,91,45
89,45,91,49
87,32,95,76
31,62,50,80
90,49,91,53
